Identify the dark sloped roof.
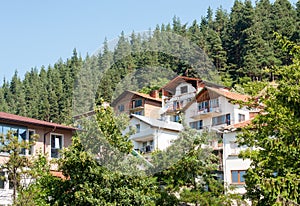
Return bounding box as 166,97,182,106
0,112,76,130
111,90,162,107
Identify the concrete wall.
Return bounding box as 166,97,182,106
223,131,251,195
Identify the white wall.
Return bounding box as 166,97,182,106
185,96,251,131
127,117,180,152
223,131,251,195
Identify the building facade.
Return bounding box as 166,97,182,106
0,112,76,205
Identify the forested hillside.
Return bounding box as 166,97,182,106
0,0,299,124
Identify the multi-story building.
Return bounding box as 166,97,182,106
0,112,76,205
111,90,162,119
160,76,226,122
126,114,183,154
221,119,253,195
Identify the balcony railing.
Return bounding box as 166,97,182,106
191,107,222,119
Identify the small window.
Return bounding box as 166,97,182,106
180,86,188,94
118,104,124,112
134,110,143,116
238,114,245,122
209,98,219,108
231,170,246,184
212,114,230,126
0,172,4,189
51,134,63,158
8,173,14,190
136,124,141,133
133,99,143,108
198,101,208,111
190,120,203,130
28,130,35,155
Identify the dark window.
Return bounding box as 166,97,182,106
118,104,124,112
198,101,208,111
28,130,35,155
190,120,203,130
180,86,188,94
0,172,4,189
51,134,63,158
133,99,143,108
134,110,143,115
231,170,246,184
212,114,231,126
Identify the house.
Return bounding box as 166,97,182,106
183,86,251,131
221,119,253,195
127,114,183,153
0,112,76,205
111,90,162,119
159,76,226,122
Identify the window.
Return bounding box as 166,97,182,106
0,172,4,189
174,115,180,122
190,120,203,130
8,173,14,190
209,98,219,108
51,134,63,158
0,124,29,155
134,110,143,116
28,130,35,155
132,99,143,108
180,86,188,94
238,114,245,122
212,114,231,126
118,104,124,112
198,101,208,111
231,170,246,184
136,124,141,133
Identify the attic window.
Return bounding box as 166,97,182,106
180,86,188,94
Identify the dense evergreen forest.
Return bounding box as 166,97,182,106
0,0,299,124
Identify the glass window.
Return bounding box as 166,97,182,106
209,98,219,108
136,124,140,133
231,170,246,184
212,114,230,126
198,101,208,111
51,134,63,158
118,104,124,112
180,86,188,94
0,172,4,189
190,120,203,130
238,114,245,122
133,99,142,108
28,130,35,155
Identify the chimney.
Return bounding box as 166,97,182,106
150,90,159,99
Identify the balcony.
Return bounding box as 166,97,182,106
191,107,222,120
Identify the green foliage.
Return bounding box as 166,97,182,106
238,38,300,205
0,130,38,204
150,127,234,205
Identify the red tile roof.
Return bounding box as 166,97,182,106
111,90,162,106
129,90,162,102
224,119,253,130
0,112,76,130
206,87,250,102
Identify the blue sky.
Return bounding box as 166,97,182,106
0,0,298,83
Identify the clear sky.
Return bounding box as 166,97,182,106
0,0,298,83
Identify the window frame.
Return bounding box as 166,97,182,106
231,170,246,184
50,133,64,159
238,113,246,122
180,86,188,94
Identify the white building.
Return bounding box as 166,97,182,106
127,114,183,153
222,119,253,195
